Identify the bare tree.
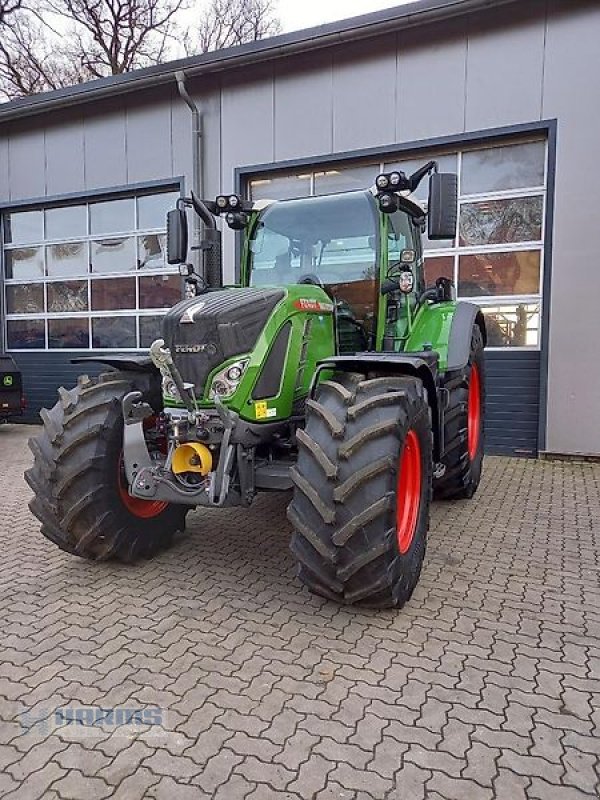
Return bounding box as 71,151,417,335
0,0,187,99
0,0,282,100
42,0,187,78
190,0,281,54
0,0,22,25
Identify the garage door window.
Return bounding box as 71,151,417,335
247,138,547,349
2,188,181,351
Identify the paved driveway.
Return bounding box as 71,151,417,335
1,423,599,800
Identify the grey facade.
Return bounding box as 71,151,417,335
0,0,598,457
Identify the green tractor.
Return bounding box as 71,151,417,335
26,163,486,608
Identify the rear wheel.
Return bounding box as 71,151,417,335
25,370,187,561
434,325,485,499
288,373,432,608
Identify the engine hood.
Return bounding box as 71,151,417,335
161,287,285,394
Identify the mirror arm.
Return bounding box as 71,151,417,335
408,160,437,192
190,191,217,230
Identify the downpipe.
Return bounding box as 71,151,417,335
176,70,203,278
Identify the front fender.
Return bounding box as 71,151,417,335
312,352,442,460
405,301,486,372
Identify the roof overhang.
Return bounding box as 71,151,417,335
0,0,522,123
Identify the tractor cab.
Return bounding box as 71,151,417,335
244,189,426,354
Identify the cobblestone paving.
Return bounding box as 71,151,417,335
1,423,600,799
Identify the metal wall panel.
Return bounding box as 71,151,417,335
197,87,223,200
83,105,127,190
126,94,172,184
170,90,193,188
542,0,600,455
465,3,546,131
220,67,276,283
12,352,105,419
221,65,275,172
332,38,397,152
397,19,467,142
7,128,45,201
45,118,85,196
0,136,8,203
485,351,540,456
274,53,333,162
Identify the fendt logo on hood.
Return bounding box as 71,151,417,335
180,301,207,324
174,343,218,355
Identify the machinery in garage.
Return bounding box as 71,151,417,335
0,354,25,422
26,163,486,608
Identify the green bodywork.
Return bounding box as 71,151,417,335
164,190,460,419
209,285,334,422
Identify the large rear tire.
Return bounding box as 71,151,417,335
288,373,432,609
25,371,187,561
434,325,485,499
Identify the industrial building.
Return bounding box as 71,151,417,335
0,0,598,457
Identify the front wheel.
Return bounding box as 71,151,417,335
25,370,187,561
288,373,432,608
434,325,485,499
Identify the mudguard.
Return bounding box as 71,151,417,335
446,302,487,371
312,352,443,459
71,355,158,373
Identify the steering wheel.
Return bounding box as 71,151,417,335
297,274,325,288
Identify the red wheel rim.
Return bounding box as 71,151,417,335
396,430,422,555
467,364,482,461
118,455,168,519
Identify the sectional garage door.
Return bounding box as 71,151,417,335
245,136,548,456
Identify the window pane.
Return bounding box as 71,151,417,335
249,174,311,201
48,318,89,349
137,192,179,230
139,274,181,309
138,234,166,269
7,319,45,349
47,281,88,312
462,141,545,195
47,242,88,277
459,196,543,247
91,277,136,311
3,210,43,245
91,237,136,273
480,302,540,348
314,165,378,195
45,205,87,240
458,251,540,297
92,316,136,349
139,315,164,347
424,256,454,287
5,247,44,280
384,154,458,203
388,212,415,262
385,155,457,250
90,198,135,235
6,284,44,314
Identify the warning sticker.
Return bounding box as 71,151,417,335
255,402,277,419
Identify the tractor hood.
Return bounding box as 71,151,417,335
161,288,285,395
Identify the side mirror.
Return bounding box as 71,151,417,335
428,173,458,240
167,208,188,264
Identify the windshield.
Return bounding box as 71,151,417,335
248,192,379,351
248,191,378,288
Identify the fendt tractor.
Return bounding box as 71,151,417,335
26,162,486,609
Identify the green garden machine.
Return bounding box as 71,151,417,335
26,162,486,608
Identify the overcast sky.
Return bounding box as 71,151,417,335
275,0,418,32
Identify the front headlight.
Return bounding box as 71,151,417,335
209,359,249,400
162,375,181,402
